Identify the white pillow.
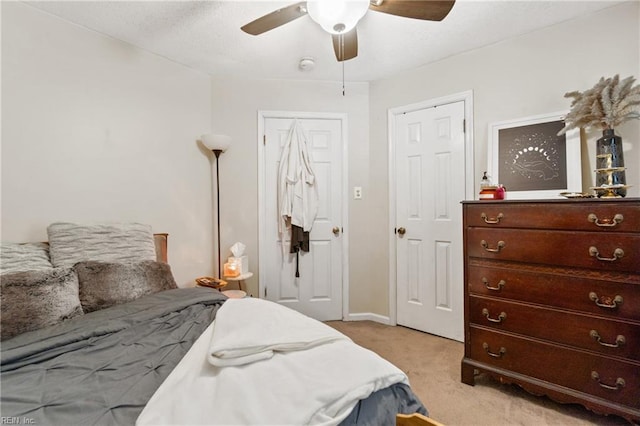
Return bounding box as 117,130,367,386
0,242,53,274
47,222,157,268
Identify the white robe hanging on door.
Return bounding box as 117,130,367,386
278,120,319,246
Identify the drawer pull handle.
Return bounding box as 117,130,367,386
482,278,505,291
589,330,626,348
481,212,504,224
591,371,625,391
589,246,624,262
589,292,623,309
482,342,506,358
588,213,624,228
481,240,505,253
482,308,506,323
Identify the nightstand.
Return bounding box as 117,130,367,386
223,272,253,292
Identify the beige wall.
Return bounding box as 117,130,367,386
369,1,640,316
1,2,214,286
2,2,638,318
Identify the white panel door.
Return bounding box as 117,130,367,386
395,101,465,341
262,117,343,321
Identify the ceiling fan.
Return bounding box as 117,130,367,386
241,0,455,62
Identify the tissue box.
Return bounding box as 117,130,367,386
228,256,249,275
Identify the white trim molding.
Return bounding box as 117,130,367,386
344,312,392,325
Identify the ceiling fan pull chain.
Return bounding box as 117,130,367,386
340,33,345,95
342,62,345,96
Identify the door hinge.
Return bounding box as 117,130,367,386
263,134,266,145
264,287,267,298
463,119,466,133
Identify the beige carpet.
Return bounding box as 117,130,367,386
326,320,630,426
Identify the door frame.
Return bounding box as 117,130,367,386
257,110,350,319
387,91,475,326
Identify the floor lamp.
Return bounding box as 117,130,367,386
201,134,231,280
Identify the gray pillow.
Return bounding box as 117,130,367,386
47,222,157,268
75,260,178,313
0,268,83,341
0,242,53,274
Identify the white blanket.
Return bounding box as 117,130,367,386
137,298,408,426
207,297,348,366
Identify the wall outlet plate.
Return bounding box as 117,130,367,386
354,186,362,200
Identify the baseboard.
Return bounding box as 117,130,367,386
343,312,392,325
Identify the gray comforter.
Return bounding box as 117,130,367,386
1,287,225,425
1,287,426,425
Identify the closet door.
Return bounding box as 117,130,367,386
394,101,465,341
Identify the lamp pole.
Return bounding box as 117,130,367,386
200,133,231,281
213,149,223,279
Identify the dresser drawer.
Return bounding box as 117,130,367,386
468,326,640,409
467,228,640,273
464,201,640,232
469,296,640,361
467,262,640,321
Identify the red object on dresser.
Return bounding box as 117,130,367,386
461,198,640,424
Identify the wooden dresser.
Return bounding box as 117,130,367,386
461,199,640,423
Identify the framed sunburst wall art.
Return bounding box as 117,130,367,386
488,111,582,199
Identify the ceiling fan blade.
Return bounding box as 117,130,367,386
369,0,455,21
241,2,308,35
332,28,358,62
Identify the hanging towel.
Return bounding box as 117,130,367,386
278,120,319,260
290,224,310,277
290,225,310,253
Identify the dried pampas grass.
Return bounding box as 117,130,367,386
558,74,640,135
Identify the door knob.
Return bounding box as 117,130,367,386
332,226,341,236
397,227,406,235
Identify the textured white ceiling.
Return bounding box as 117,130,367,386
26,0,623,82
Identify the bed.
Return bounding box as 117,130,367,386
1,223,428,425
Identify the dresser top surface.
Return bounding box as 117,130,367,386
462,198,639,205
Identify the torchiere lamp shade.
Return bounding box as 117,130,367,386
201,134,232,152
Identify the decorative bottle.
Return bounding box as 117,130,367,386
479,172,497,200
595,128,626,197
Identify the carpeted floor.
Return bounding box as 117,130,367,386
326,320,630,426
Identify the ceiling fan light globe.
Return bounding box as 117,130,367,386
307,0,369,35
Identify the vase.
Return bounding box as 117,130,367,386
594,128,627,197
